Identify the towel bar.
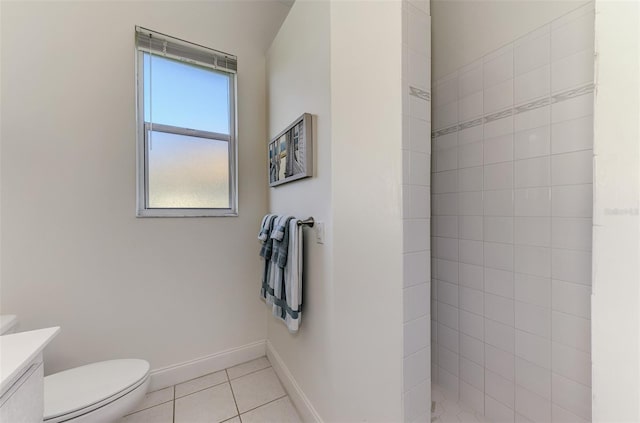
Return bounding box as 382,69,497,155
297,217,315,228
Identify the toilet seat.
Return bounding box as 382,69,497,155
44,359,150,423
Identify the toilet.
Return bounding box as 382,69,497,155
1,316,150,423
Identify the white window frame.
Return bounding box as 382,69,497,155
135,27,238,217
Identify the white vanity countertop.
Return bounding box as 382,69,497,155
0,327,60,394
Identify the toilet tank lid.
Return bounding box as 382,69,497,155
44,359,150,420
0,315,17,335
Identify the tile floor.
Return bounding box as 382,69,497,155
431,384,486,423
119,356,301,423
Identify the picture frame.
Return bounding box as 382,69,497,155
268,113,313,187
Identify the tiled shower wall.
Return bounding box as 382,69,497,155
430,3,594,422
401,0,432,421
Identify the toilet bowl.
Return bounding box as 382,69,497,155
0,316,150,423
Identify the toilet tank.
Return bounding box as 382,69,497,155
0,315,18,335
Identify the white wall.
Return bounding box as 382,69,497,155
0,1,289,375
592,1,640,421
266,1,404,421
431,0,587,79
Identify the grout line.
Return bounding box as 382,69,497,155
226,369,242,419
173,379,232,400
124,398,175,416
238,394,288,417
228,365,273,382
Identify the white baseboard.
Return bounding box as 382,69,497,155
148,340,266,391
266,340,323,423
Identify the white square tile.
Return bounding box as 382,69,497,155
408,7,430,56
404,380,431,422
515,65,550,104
404,316,430,356
552,217,591,251
459,216,484,241
461,333,485,367
485,394,515,423
435,147,458,172
551,184,592,217
485,79,514,113
515,30,550,76
460,381,485,415
403,151,411,184
551,2,593,30
514,273,551,308
460,309,484,340
515,330,551,369
516,358,551,399
459,60,483,97
240,397,300,423
551,93,593,124
514,156,550,188
227,358,271,381
460,91,484,121
485,293,515,326
551,150,592,186
458,166,483,192
122,402,174,423
484,162,514,190
552,373,591,421
552,403,590,423
404,348,430,392
485,116,513,139
486,369,515,408
404,283,429,322
411,95,430,122
460,286,484,315
410,185,431,219
459,124,484,145
409,49,429,91
484,242,514,272
484,268,514,299
435,258,458,284
434,132,457,151
551,248,591,285
514,106,550,132
485,189,514,217
410,151,431,185
552,342,591,387
175,383,238,423
514,187,551,217
459,262,484,291
404,219,430,253
514,217,551,247
484,50,514,88
515,300,551,338
128,387,174,414
551,50,594,93
438,323,460,353
551,10,595,61
459,191,484,216
460,239,484,266
410,117,431,154
230,368,286,413
515,386,551,422
485,319,515,354
438,280,459,307
439,345,459,376
404,251,430,287
484,216,514,244
552,311,590,353
434,101,458,130
514,245,551,278
484,134,514,165
438,301,459,330
176,371,228,398
433,170,457,194
438,368,460,398
435,236,459,261
434,73,458,108
552,280,590,319
551,115,593,154
485,344,515,381
514,126,550,159
458,141,484,169
408,0,430,15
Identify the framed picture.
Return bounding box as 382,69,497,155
268,113,313,187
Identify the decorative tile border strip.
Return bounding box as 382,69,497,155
409,86,431,101
431,83,595,138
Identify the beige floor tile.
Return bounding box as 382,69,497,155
230,367,285,413
128,386,174,414
221,418,240,423
175,383,238,423
176,370,228,398
120,402,173,423
240,397,300,423
226,357,271,380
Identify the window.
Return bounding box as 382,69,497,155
135,27,237,217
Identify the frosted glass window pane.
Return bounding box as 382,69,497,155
147,131,229,208
143,53,230,134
